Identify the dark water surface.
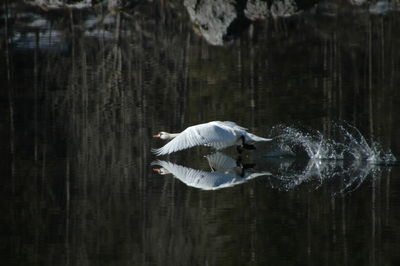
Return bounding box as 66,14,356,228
1,1,400,265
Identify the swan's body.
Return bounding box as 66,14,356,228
152,153,271,190
152,121,272,156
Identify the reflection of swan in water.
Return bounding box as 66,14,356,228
269,158,390,194
152,121,272,156
152,151,392,193
152,152,271,190
205,152,238,172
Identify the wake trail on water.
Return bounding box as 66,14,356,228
268,122,396,165
260,122,396,193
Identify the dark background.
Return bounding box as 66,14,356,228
1,0,400,265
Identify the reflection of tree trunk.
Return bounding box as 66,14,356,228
341,194,348,266
307,194,311,265
323,37,332,135
336,32,343,120
371,177,376,266
331,196,336,251
251,188,256,264
351,52,358,123
368,18,374,141
35,30,39,162
180,33,191,125
385,170,390,226
65,157,70,266
250,40,255,128
4,0,15,194
380,18,385,84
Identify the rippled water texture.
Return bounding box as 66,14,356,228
1,1,400,265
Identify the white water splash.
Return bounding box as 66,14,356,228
269,122,396,165
268,158,384,194
263,122,396,194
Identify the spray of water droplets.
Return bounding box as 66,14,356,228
269,122,396,164
264,122,396,193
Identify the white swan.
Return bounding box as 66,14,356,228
152,121,272,156
152,153,271,190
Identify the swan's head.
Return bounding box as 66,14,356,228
153,168,170,175
153,131,174,140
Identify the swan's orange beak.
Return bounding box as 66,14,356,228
153,133,160,138
153,168,161,173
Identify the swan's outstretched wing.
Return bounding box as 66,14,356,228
217,121,272,142
152,122,238,156
205,152,237,172
216,121,248,131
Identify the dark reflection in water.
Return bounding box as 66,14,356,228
1,0,400,265
152,152,272,190
152,151,392,194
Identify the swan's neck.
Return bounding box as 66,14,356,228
166,133,180,139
